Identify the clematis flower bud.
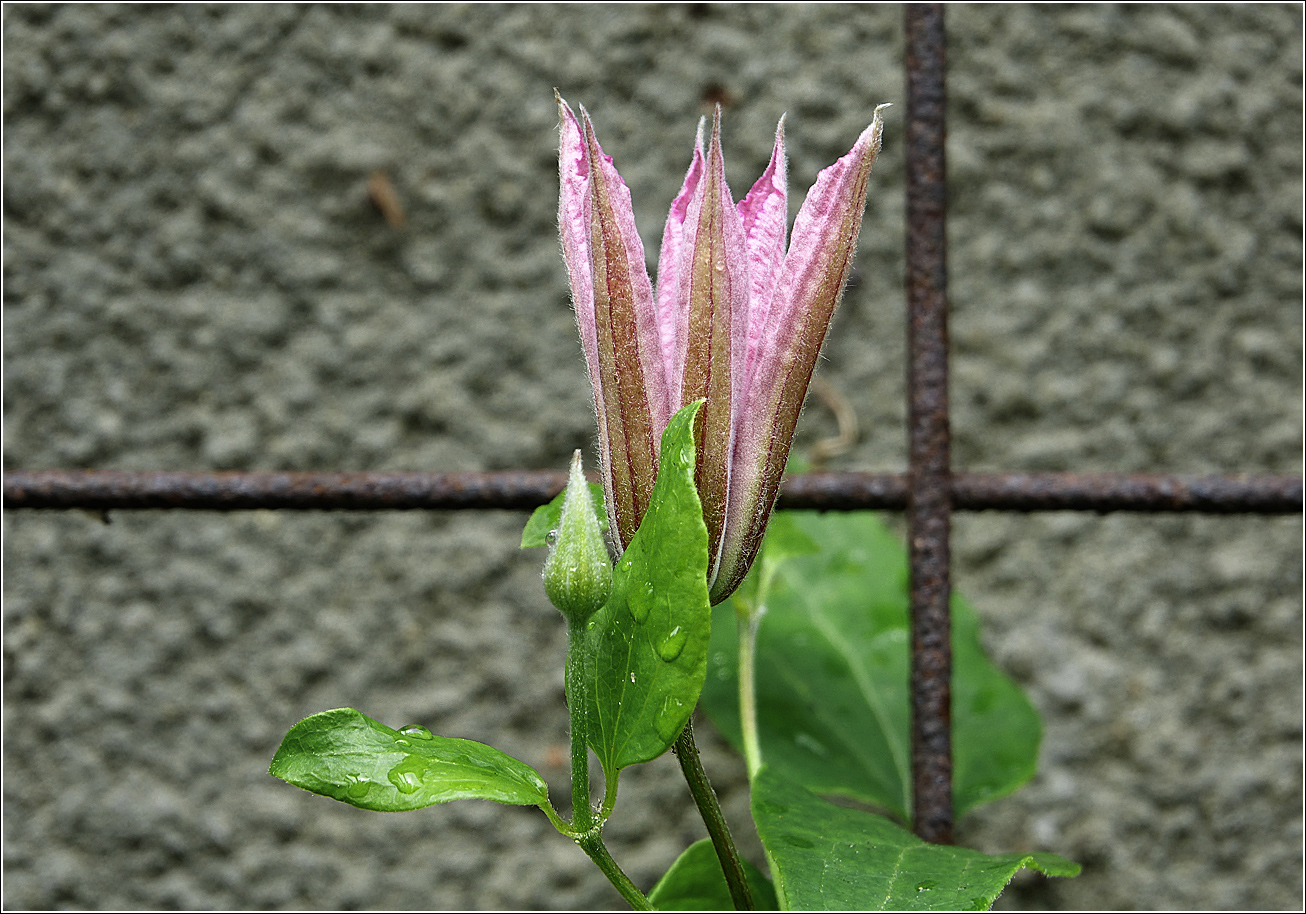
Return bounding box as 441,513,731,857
542,450,613,625
558,94,887,604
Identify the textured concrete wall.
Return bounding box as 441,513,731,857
3,4,1301,910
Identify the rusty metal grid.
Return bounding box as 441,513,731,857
2,4,1301,846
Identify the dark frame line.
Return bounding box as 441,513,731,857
2,0,1300,853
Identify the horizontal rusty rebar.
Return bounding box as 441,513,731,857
3,469,1299,513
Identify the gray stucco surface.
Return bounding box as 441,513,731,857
3,4,1301,910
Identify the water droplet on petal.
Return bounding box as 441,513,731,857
714,259,726,273
657,625,688,662
397,724,434,740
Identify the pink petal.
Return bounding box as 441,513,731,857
557,98,599,408
655,119,705,401
713,105,888,604
557,95,671,551
672,107,752,585
736,117,789,391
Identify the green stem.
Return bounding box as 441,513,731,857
737,608,764,780
599,764,619,823
539,799,572,837
673,719,755,910
562,625,650,910
565,623,593,831
577,834,655,910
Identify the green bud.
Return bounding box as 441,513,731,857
543,450,613,625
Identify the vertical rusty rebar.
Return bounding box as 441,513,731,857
904,2,953,845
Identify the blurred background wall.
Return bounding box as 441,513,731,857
4,4,1301,909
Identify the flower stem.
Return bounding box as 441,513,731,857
673,719,755,910
565,624,652,909
565,623,593,832
737,609,764,780
576,833,655,910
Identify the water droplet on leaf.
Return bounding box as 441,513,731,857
397,724,434,740
782,834,814,848
794,731,830,757
387,757,427,795
628,579,654,623
653,695,687,742
657,625,688,662
344,775,370,800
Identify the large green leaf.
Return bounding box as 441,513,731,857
703,512,1041,821
753,767,1079,911
270,708,549,811
587,401,711,777
648,838,779,911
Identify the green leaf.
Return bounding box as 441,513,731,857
522,481,608,548
753,767,1079,911
587,401,711,777
648,839,779,911
703,512,1041,821
270,708,549,811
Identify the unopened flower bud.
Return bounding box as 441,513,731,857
543,450,613,625
559,96,887,604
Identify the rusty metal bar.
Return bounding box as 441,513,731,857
786,471,1304,513
0,469,570,512
950,472,1302,514
905,2,953,844
4,469,1300,513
